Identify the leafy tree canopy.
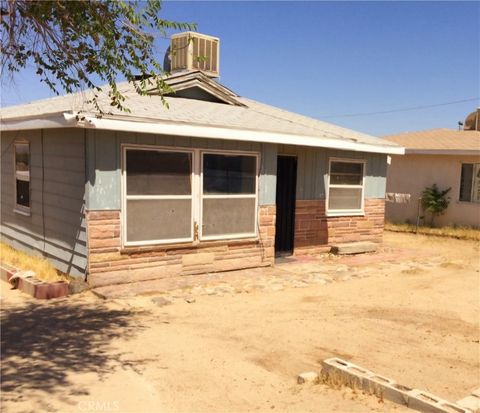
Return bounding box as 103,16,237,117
1,0,196,112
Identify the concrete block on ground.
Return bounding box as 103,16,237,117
321,358,472,413
1,264,69,299
297,372,320,384
0,264,16,283
330,241,378,255
407,389,472,413
457,395,480,413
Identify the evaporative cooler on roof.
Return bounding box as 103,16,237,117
170,32,220,78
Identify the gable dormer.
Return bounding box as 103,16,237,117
148,71,246,107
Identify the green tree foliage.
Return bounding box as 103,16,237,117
0,0,196,112
421,184,451,226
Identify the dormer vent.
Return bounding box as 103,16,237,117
170,32,220,78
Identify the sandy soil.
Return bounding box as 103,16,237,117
1,232,479,413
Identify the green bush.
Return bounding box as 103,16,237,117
421,184,451,226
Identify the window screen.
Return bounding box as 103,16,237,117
330,162,363,185
201,153,257,238
203,154,256,194
14,142,30,210
328,160,364,213
328,188,363,210
123,147,259,245
202,198,256,236
124,149,193,244
126,150,192,195
126,199,192,242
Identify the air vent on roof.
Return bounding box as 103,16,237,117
170,32,220,78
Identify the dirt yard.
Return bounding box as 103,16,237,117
1,232,479,413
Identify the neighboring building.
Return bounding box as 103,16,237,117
384,128,480,227
0,32,403,288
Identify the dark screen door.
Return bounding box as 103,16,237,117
275,156,297,256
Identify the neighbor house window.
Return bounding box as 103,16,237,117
14,141,30,214
201,153,258,239
327,159,365,215
123,146,259,246
124,148,194,245
459,163,480,203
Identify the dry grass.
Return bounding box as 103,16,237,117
385,222,480,241
0,242,68,283
321,370,384,401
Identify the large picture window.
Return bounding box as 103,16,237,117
459,163,480,203
14,141,30,214
124,148,193,245
201,153,257,238
123,146,258,246
327,159,365,215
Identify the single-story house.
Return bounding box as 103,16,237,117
384,127,480,227
0,32,403,288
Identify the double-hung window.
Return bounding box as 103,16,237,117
14,141,31,214
459,163,480,203
327,159,365,215
201,153,258,239
123,146,259,246
124,148,194,245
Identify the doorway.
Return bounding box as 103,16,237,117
275,155,297,256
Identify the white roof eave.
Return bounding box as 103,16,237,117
404,149,480,156
0,112,405,155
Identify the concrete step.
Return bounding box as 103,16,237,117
330,241,378,255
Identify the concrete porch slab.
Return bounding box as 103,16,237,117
330,241,378,255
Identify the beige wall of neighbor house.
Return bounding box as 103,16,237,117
386,154,480,227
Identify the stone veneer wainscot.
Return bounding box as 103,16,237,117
86,206,276,287
294,199,385,255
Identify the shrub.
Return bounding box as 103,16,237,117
420,184,451,226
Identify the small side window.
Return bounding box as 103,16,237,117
460,163,480,203
14,142,31,214
327,159,365,215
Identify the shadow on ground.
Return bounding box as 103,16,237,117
1,299,143,400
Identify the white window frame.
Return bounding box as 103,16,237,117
326,157,366,217
199,150,259,241
13,140,31,216
121,144,260,247
121,145,195,247
459,163,480,203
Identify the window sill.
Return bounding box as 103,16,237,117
13,207,31,217
456,200,480,205
326,210,365,217
120,236,260,254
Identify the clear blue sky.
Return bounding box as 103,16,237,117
1,1,479,136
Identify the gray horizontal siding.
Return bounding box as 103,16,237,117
87,130,385,209
0,128,87,277
87,130,278,209
278,145,387,200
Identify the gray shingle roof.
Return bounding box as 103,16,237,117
1,73,400,152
